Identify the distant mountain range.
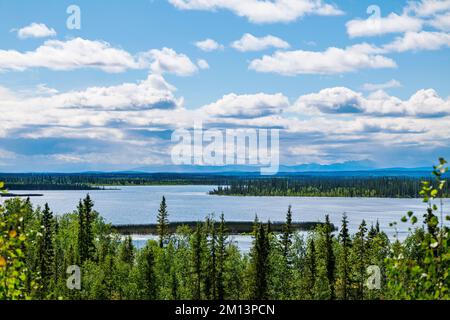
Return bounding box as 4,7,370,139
126,160,432,177
2,160,434,178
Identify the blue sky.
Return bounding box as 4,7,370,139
0,0,449,171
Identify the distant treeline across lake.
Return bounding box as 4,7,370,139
0,171,447,198
113,221,333,235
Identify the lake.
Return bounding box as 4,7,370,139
5,185,449,249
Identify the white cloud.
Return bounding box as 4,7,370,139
295,87,365,114
168,0,344,24
38,84,59,96
405,0,450,16
383,31,450,52
292,86,450,117
201,93,289,118
0,37,140,73
48,74,181,111
429,12,450,31
249,45,396,75
2,78,450,169
0,38,200,76
197,59,210,69
346,13,423,38
231,33,290,52
361,79,402,91
144,47,199,76
195,38,224,51
15,23,56,39
0,75,183,137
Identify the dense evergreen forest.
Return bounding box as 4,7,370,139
0,173,230,190
1,159,450,300
210,176,450,198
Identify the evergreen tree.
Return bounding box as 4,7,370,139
83,194,95,259
191,223,204,299
281,205,293,261
337,213,351,300
207,217,218,300
250,222,270,300
77,195,95,263
37,203,55,295
157,196,169,248
303,237,316,298
323,215,336,299
216,213,228,300
139,244,158,300
353,220,368,299
77,200,85,263
120,236,134,264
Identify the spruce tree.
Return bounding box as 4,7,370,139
157,196,169,248
77,195,95,263
304,237,316,298
323,215,336,299
281,205,293,260
337,213,351,300
83,194,95,260
250,222,270,300
354,219,368,299
37,203,55,294
77,200,85,263
141,245,157,300
120,236,134,264
216,213,228,300
207,218,218,300
191,223,204,299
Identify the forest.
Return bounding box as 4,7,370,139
0,172,232,190
210,176,450,198
0,159,449,300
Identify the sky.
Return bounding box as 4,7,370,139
0,0,449,172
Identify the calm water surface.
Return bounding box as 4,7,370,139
7,185,449,247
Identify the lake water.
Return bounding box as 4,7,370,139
6,185,449,249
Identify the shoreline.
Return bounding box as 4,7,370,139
112,221,335,235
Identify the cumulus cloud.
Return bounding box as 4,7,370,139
231,33,290,52
405,0,450,17
292,87,450,117
197,59,210,69
249,44,396,75
0,37,140,73
195,38,224,51
0,74,183,138
168,0,343,24
144,47,199,76
14,23,57,39
361,79,402,91
0,38,200,76
429,12,450,31
346,13,423,38
48,74,181,111
295,87,365,114
382,31,450,52
201,93,289,118
2,81,450,169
